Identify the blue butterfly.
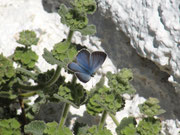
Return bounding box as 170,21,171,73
68,49,107,83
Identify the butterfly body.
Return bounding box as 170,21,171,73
68,49,107,83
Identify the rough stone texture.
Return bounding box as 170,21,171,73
96,0,180,119
98,0,180,77
88,9,180,120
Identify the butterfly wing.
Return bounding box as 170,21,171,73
75,72,91,83
68,49,107,83
89,51,107,74
68,62,87,73
76,49,91,71
68,62,91,83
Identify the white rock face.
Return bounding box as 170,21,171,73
162,119,180,135
98,0,180,88
0,0,69,71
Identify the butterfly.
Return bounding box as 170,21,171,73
68,49,107,83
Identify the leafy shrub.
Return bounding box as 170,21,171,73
13,47,38,69
139,97,165,117
17,30,39,47
0,118,21,135
0,54,15,88
52,41,77,63
137,117,162,135
116,117,137,135
107,69,136,95
86,86,124,115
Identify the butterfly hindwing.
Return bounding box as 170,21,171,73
68,62,87,73
75,72,91,83
89,51,107,74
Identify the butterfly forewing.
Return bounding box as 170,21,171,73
76,49,91,71
89,51,107,74
75,72,91,83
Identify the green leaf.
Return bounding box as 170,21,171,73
119,124,137,135
0,118,21,135
0,54,16,88
5,67,15,78
52,40,78,64
24,120,46,135
44,121,58,135
107,69,136,95
79,125,113,135
58,4,69,25
67,47,77,61
77,24,96,35
53,41,70,54
137,117,162,135
116,117,137,135
54,94,79,109
0,91,17,99
44,121,73,135
10,119,21,129
17,30,39,46
16,67,37,80
73,122,87,135
86,86,125,116
53,81,87,108
138,97,166,117
42,48,66,67
58,4,88,30
13,47,38,69
73,0,97,14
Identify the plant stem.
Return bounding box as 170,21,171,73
98,111,108,130
58,103,70,128
19,91,37,98
72,75,77,84
18,65,61,91
18,89,26,133
109,113,119,126
67,30,74,43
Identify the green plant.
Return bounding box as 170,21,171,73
0,118,21,135
137,117,162,135
0,54,16,89
17,30,39,47
13,47,38,69
107,69,136,95
138,97,165,117
116,98,165,135
0,0,166,134
86,85,124,115
116,117,137,135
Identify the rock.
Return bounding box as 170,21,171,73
95,0,180,119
